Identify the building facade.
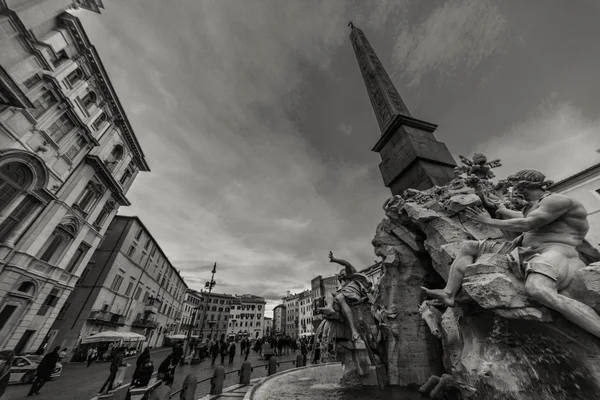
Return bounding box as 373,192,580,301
310,275,339,331
192,291,233,342
282,292,299,338
179,288,201,337
273,304,285,335
551,162,600,248
47,216,185,360
0,6,149,356
298,290,313,337
227,294,266,339
263,316,272,337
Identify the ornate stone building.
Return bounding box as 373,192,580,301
263,316,272,337
282,291,299,338
298,289,313,337
0,4,149,356
48,216,186,359
186,290,233,342
273,303,285,335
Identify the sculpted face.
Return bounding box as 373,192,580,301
374,243,387,258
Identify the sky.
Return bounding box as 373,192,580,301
78,0,600,316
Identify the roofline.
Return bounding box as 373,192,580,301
115,215,187,288
549,162,600,192
59,13,150,172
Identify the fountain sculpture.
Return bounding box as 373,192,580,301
312,153,600,400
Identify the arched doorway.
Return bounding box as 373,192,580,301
0,161,33,213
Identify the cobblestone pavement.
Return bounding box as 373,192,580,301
2,348,300,400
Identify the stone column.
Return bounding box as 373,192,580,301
0,193,26,225
2,202,43,247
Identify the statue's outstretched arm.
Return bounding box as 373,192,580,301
328,251,357,274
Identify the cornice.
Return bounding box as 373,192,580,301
84,155,130,206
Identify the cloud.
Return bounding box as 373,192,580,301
474,100,600,181
338,123,353,136
392,0,507,85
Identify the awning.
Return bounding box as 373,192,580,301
165,334,187,340
81,331,146,344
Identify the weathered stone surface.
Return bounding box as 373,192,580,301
403,202,440,222
493,307,553,322
463,254,513,277
463,273,530,309
446,193,481,212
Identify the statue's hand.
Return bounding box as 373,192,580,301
328,251,334,262
465,206,492,224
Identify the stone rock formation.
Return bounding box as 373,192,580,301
365,162,600,400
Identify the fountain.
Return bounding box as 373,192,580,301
247,154,600,400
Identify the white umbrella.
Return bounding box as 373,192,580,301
81,331,146,344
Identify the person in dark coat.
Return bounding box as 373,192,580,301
301,340,308,366
131,348,150,384
228,342,236,363
98,347,126,395
0,350,15,398
27,346,60,397
210,341,219,365
244,342,251,361
157,354,175,386
171,344,183,366
219,341,228,364
240,339,245,356
131,359,154,388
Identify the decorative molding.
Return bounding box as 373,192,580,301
84,155,131,206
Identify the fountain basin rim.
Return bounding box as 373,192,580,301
243,362,342,400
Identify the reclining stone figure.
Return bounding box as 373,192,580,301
422,169,600,339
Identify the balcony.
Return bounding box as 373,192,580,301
131,318,159,329
144,297,162,314
87,310,126,326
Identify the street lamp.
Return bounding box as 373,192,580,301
182,262,217,365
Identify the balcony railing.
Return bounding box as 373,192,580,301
87,310,126,326
132,319,160,329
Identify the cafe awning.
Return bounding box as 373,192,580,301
81,331,146,344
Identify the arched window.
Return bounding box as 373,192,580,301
65,68,83,87
0,162,33,214
80,91,97,109
92,112,106,131
16,281,35,295
38,221,78,264
106,145,124,172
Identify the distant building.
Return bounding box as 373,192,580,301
282,292,300,338
48,216,186,360
227,294,266,339
551,162,600,247
310,275,339,331
298,290,313,337
178,288,234,341
0,6,150,356
263,316,273,337
273,304,286,335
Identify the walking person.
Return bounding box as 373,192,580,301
240,339,245,356
0,350,15,399
210,341,219,365
58,348,67,362
301,340,308,366
219,341,227,364
87,347,97,367
131,358,154,388
171,343,183,367
157,354,176,386
98,347,126,395
27,346,60,397
228,341,236,363
131,347,150,384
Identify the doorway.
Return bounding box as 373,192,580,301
14,330,35,355
0,305,17,332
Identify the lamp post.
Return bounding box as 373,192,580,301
182,262,217,365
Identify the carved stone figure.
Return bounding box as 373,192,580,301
455,153,502,180
318,252,371,342
422,169,600,339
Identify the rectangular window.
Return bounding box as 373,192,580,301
77,266,91,285
65,242,90,273
124,282,134,296
47,114,75,143
135,227,143,240
119,168,133,185
31,89,57,119
92,113,105,131
110,275,124,292
127,244,136,258
65,133,88,161
93,202,114,229
56,302,71,320
134,287,142,301
0,195,37,243
23,74,41,89
37,288,60,316
143,291,149,303
144,237,151,249
150,246,157,258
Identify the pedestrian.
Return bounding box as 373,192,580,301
301,340,308,366
240,339,245,356
171,343,183,366
132,359,154,388
132,347,150,384
0,350,15,398
228,341,236,363
219,341,227,364
98,347,126,395
27,346,60,397
58,348,67,361
157,354,175,386
244,343,251,361
210,341,218,365
312,340,321,364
